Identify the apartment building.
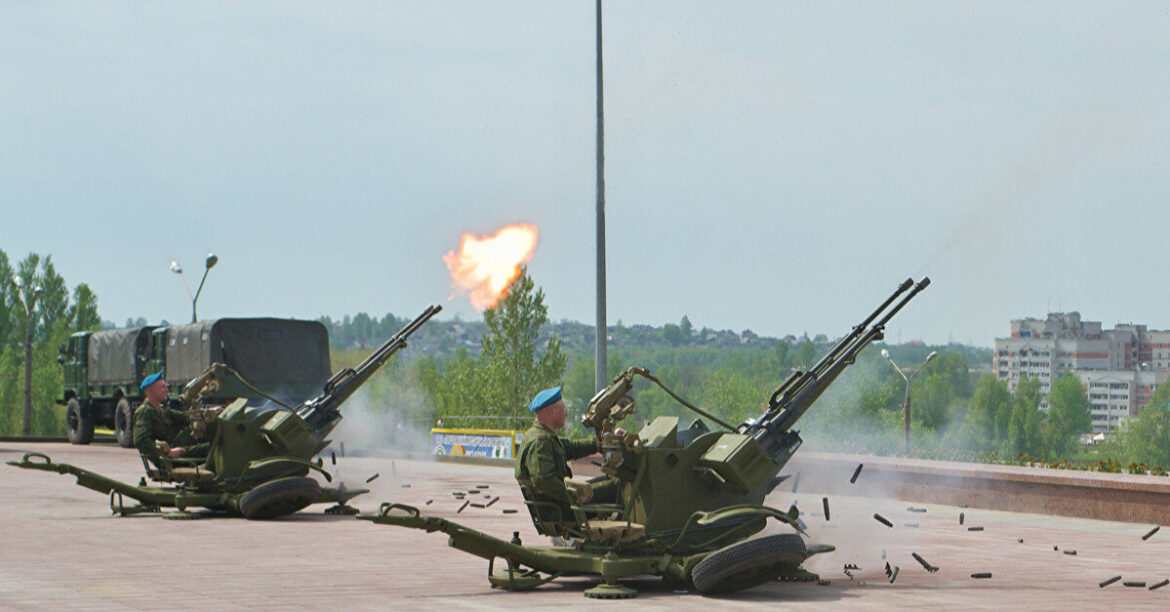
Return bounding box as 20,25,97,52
993,312,1169,433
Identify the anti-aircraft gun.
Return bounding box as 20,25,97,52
362,279,929,599
8,304,441,520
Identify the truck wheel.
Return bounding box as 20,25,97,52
238,477,321,520
114,398,135,448
691,534,807,595
66,398,95,445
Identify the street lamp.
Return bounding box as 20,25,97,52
12,276,43,436
173,252,219,325
593,0,608,393
882,348,938,455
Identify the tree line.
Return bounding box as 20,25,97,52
9,255,1161,472
351,270,1169,473
0,249,101,436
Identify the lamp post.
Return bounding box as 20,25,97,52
593,0,608,392
169,254,217,323
189,253,218,323
882,348,937,455
12,276,43,436
170,252,221,325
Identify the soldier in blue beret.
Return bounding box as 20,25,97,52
132,372,209,470
514,386,620,530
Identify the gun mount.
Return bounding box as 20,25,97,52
9,304,442,520
364,279,929,599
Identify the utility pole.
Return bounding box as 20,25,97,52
593,0,608,392
23,302,34,436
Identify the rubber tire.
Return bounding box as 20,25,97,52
66,398,95,445
691,534,807,596
238,477,322,520
114,398,134,448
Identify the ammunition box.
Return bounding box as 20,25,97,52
640,417,679,448
698,433,779,492
218,398,249,422
261,410,317,456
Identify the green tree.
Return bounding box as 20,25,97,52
662,323,684,346
1,253,78,436
699,370,760,424
1007,377,1044,457
1145,380,1170,414
0,249,12,348
679,315,693,338
1103,403,1170,468
962,375,1012,450
69,283,101,332
770,341,791,375
37,256,69,333
913,373,956,432
1045,374,1092,458
9,254,44,436
794,340,816,369
417,350,490,424
478,268,566,419
562,354,596,413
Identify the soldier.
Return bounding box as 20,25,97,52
515,386,619,525
132,372,209,470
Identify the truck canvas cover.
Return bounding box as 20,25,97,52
87,327,155,385
165,318,330,404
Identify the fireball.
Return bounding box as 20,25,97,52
443,224,539,310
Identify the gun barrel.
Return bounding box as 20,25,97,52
872,276,930,329
752,277,930,443
298,304,442,431
808,278,912,369
766,278,914,408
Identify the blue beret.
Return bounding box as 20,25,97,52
139,372,164,391
528,386,563,413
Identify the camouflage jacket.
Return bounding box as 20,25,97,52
515,422,598,510
132,401,208,467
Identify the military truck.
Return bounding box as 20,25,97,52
59,319,330,447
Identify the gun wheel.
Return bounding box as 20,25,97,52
66,398,94,445
583,583,638,599
238,477,321,520
691,533,808,596
114,398,134,448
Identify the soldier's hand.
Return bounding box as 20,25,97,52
167,447,186,458
614,428,626,437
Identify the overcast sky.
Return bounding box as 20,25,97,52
3,1,1168,345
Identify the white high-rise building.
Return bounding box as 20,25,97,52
993,313,1169,433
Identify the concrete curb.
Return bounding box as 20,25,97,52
787,452,1170,524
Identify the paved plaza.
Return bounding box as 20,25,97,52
2,442,1168,611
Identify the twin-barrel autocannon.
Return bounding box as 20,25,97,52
363,278,930,598
7,304,442,519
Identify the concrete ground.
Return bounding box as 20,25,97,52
1,442,1168,611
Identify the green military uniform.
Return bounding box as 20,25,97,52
515,422,618,522
132,401,209,469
